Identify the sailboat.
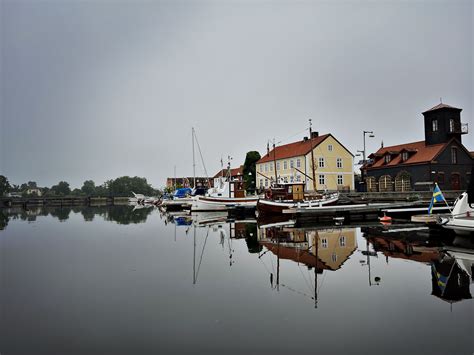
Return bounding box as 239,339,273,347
191,160,260,212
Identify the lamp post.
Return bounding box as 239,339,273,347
362,131,375,164
360,131,375,192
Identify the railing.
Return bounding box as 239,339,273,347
449,122,468,134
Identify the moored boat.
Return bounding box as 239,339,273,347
257,182,339,218
191,176,259,212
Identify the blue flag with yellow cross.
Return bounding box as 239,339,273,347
427,183,446,214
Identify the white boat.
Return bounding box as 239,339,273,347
438,192,474,235
191,176,259,212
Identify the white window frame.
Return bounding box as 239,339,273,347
336,158,343,168
339,236,346,247
276,161,280,170
284,160,288,170
318,157,325,168
265,164,268,172
290,159,294,169
319,174,325,185
296,159,301,168
328,144,333,152
321,238,328,248
337,175,343,185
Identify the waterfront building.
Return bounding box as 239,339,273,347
363,103,473,192
255,133,354,191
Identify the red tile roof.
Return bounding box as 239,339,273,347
213,165,243,179
423,103,461,114
257,134,331,164
366,140,446,169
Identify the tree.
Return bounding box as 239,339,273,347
51,181,71,196
243,151,261,192
81,180,96,196
0,175,11,196
108,176,154,197
27,181,37,188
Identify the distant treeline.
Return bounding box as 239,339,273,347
0,175,161,197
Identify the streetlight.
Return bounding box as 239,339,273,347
362,131,375,164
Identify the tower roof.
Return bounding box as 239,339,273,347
422,103,462,114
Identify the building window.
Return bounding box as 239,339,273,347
284,160,288,170
259,165,263,173
283,176,288,183
432,119,438,132
328,144,333,152
259,179,263,187
339,236,346,247
337,175,343,185
401,152,409,162
270,163,273,172
451,147,458,164
449,119,455,132
296,174,301,182
336,158,343,168
331,253,337,262
384,155,391,164
290,176,294,183
265,179,268,187
318,157,325,168
395,171,411,192
321,238,328,248
276,161,280,170
290,160,294,169
265,164,268,172
296,159,301,168
366,176,377,192
319,174,325,185
379,175,393,192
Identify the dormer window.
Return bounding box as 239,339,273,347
401,152,409,161
384,155,391,164
432,119,438,132
449,119,455,132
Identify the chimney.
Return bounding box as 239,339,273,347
311,131,319,139
303,136,308,141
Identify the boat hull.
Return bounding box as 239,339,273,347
191,195,259,212
257,193,339,218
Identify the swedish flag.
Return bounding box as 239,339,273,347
431,264,449,295
427,183,446,214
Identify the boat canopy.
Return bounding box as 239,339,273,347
174,188,192,198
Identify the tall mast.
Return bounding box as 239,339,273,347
309,119,317,191
174,165,177,191
273,139,278,184
192,127,196,189
314,231,319,309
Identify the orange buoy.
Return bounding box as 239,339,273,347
379,213,392,223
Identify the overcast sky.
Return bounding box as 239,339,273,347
1,0,472,189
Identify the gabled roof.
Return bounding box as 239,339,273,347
366,140,446,169
213,165,243,179
423,103,462,114
257,134,353,164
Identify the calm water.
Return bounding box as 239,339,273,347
0,206,472,355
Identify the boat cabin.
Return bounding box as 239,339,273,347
266,183,305,202
208,177,247,198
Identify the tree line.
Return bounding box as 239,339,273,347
0,175,161,197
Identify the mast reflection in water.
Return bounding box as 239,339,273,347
0,206,472,355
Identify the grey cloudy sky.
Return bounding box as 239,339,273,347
1,0,472,189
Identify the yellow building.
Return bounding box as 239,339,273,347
255,133,354,191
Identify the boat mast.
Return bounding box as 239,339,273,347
314,230,318,309
192,127,196,189
309,119,317,191
273,139,278,185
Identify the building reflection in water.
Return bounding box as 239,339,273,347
257,224,357,307
362,226,473,305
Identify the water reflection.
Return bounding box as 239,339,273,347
1,206,473,354
1,205,155,227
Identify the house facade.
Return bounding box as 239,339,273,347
255,133,354,191
212,165,244,187
363,103,473,192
